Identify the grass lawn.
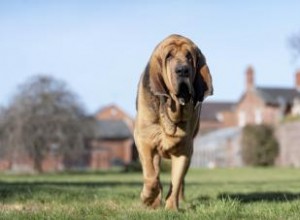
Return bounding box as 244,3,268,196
0,168,300,219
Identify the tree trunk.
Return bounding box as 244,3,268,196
33,143,43,173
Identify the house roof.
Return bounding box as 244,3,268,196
95,104,133,120
201,102,235,121
93,120,132,140
256,87,300,105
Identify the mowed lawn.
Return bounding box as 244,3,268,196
1,168,300,219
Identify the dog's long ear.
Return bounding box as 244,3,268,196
193,49,213,102
148,53,169,96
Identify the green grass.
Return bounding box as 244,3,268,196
1,168,300,219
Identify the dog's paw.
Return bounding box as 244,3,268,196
140,183,162,208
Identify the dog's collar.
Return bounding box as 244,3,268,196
157,93,200,110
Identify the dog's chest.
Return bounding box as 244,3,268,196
157,126,191,158
158,107,194,156
159,99,194,136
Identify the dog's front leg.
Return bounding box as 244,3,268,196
165,154,189,211
138,146,162,208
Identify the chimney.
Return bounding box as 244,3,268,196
296,70,300,91
246,66,254,91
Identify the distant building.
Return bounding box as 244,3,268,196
194,67,300,168
200,67,300,131
276,121,300,167
95,104,134,132
0,104,137,172
191,127,243,168
87,105,137,169
88,119,134,169
200,102,236,134
235,67,300,126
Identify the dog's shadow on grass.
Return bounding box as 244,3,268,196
218,192,300,203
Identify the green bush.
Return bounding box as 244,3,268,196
241,125,279,166
123,160,142,173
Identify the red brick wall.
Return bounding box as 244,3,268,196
89,138,134,169
99,139,133,163
200,120,223,134
90,149,110,169
236,91,264,126
42,155,64,172
236,90,280,126
276,121,300,167
222,111,237,127
263,105,280,125
0,159,10,171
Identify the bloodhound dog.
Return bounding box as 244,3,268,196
134,34,213,210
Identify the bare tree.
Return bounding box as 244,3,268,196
290,30,300,58
0,75,89,172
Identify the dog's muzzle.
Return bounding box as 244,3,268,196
176,81,192,106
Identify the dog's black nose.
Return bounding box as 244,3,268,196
175,65,189,77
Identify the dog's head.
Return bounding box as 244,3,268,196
148,34,213,105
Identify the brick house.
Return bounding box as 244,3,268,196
88,119,134,169
0,105,136,172
95,104,134,132
194,67,300,168
87,105,136,169
200,67,300,131
235,67,300,126
0,147,65,173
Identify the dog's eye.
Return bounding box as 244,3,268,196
186,52,193,62
166,52,172,60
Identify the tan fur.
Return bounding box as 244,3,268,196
134,34,213,210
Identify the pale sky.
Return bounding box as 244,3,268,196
1,0,300,116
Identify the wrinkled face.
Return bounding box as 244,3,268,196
161,38,198,105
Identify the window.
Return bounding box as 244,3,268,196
238,111,246,127
255,109,262,124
